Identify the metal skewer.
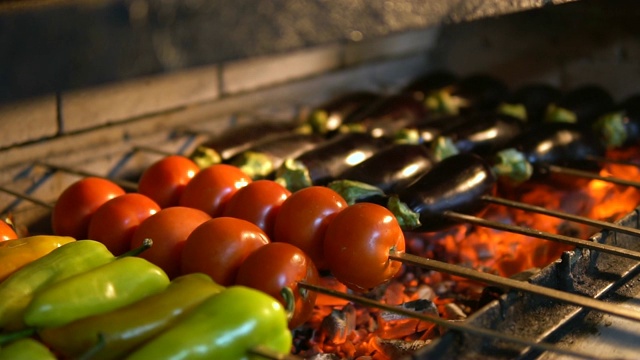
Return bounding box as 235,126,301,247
387,250,640,323
298,282,620,360
33,161,139,192
442,210,640,262
586,154,640,168
481,195,640,238
0,185,54,209
547,164,640,189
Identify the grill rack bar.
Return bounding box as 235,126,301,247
3,146,640,359
298,282,616,360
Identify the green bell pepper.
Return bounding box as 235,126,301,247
24,256,170,328
0,240,115,331
39,273,225,360
0,338,56,360
126,286,293,360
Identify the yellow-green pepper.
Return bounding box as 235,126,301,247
0,240,115,331
39,272,225,360
0,338,56,360
0,235,75,283
24,256,170,328
126,286,292,360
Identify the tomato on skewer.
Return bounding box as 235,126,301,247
323,202,405,293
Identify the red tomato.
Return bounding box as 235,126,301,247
87,193,160,256
180,217,270,286
0,220,18,242
222,180,291,238
235,242,319,329
52,177,126,239
272,186,347,271
137,155,200,208
130,206,211,279
179,164,251,217
323,202,405,292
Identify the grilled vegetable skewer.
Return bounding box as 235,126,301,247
274,132,392,191
189,121,308,168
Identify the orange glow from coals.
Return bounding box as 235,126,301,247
294,147,640,359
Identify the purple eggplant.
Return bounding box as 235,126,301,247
391,152,497,232
188,121,307,168
306,91,382,135
340,94,428,137
394,114,471,146
425,73,509,116
333,143,436,196
227,132,325,180
401,69,458,103
493,122,606,186
274,132,393,191
431,112,527,161
498,83,562,123
544,84,614,125
593,93,640,149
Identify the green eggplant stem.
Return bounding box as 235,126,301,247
280,287,295,323
386,195,421,230
0,327,35,346
117,238,153,259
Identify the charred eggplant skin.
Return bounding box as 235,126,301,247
336,143,436,194
340,94,428,137
395,153,497,232
545,84,614,124
306,91,381,135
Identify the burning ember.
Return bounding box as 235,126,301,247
293,147,640,359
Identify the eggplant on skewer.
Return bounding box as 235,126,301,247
339,94,428,138
544,84,614,125
430,112,527,161
497,83,562,123
593,93,640,150
328,143,437,204
226,132,325,180
492,122,606,188
188,121,308,168
401,69,458,104
422,73,509,117
274,132,392,192
305,90,382,136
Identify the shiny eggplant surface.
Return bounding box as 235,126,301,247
275,132,392,191
306,91,382,135
336,143,436,194
433,112,527,160
395,153,497,232
340,94,428,137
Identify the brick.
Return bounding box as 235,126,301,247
0,95,58,150
61,65,220,133
222,44,343,95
